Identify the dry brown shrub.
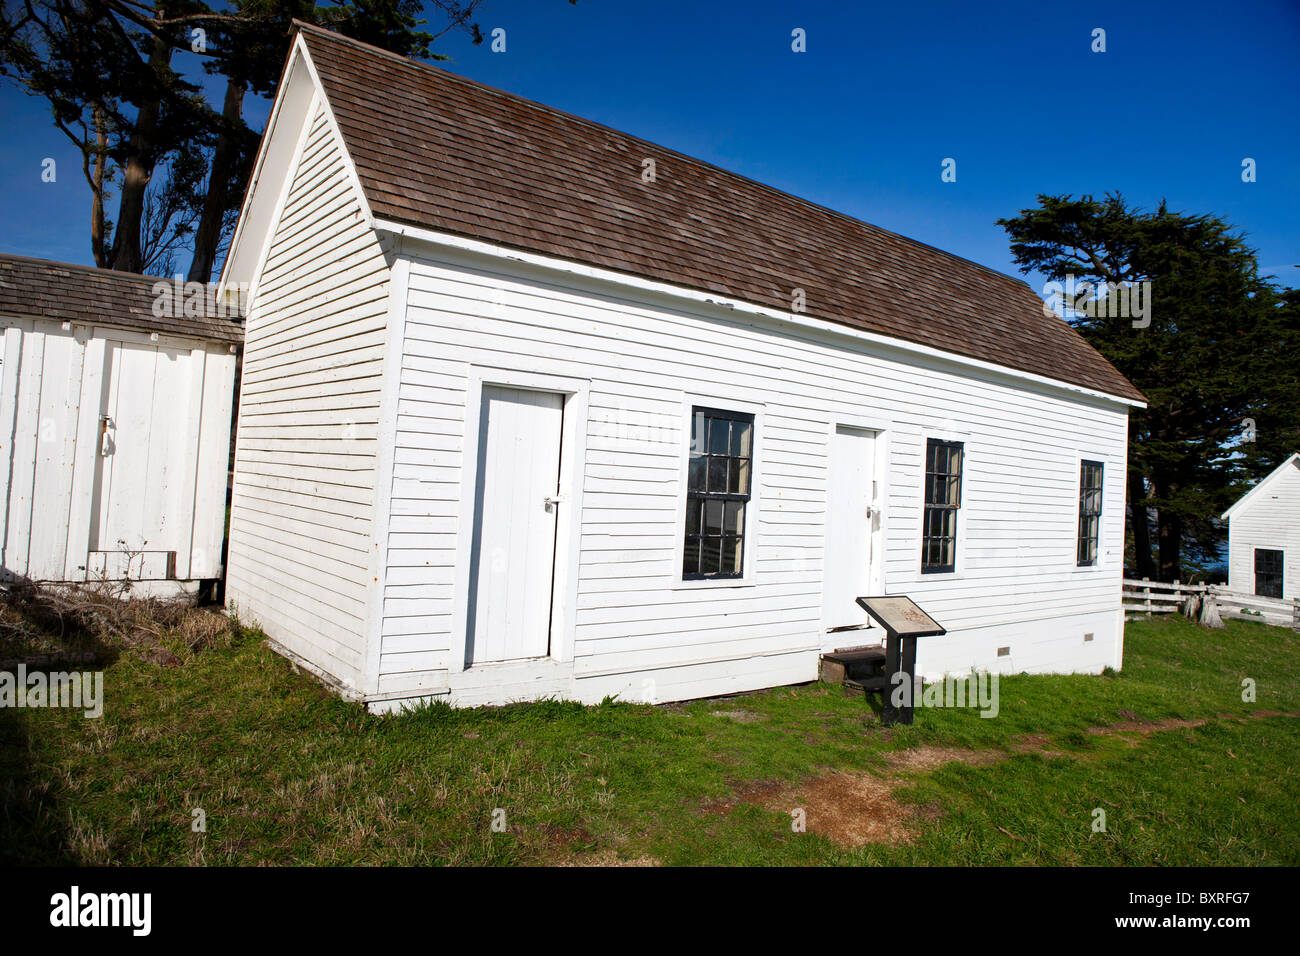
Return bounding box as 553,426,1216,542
0,577,233,666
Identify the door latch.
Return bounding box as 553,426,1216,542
544,494,565,511
99,415,114,457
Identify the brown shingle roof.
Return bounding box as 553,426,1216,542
0,254,243,345
297,23,1143,403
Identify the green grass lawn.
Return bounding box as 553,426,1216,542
2,612,1298,865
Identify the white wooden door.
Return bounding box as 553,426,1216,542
466,385,564,665
823,426,877,634
91,340,193,578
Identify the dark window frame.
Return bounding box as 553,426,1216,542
1077,459,1104,567
921,438,963,574
1254,548,1284,599
682,406,755,580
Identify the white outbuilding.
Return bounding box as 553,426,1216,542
220,23,1145,711
0,254,241,596
1222,453,1300,601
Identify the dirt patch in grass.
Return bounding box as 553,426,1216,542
1009,734,1070,758
784,772,913,847
708,745,997,848
884,746,1001,773
709,710,768,724
538,823,596,849
702,779,786,815
1084,710,1300,738
1087,717,1208,736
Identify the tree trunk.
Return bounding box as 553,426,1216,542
90,106,108,268
1157,508,1183,583
187,78,247,284
109,20,173,273
1127,469,1155,578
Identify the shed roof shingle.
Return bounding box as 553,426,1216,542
0,254,243,345
297,23,1142,403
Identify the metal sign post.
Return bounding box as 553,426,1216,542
854,596,947,726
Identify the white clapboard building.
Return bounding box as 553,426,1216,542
1223,453,1300,601
219,23,1145,711
0,254,241,596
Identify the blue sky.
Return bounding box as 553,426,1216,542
1,0,1296,293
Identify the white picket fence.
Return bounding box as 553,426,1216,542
1123,578,1300,630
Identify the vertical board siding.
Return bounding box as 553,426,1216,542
377,245,1131,695
1228,465,1300,601
0,318,232,588
224,101,390,692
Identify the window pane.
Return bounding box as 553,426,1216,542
701,537,722,574
1256,549,1282,574
683,538,700,577
725,500,745,537
731,420,752,457
705,499,724,535
707,456,727,493
722,536,742,575
728,457,750,494
688,453,705,492
691,411,706,455
709,418,730,455
685,499,701,536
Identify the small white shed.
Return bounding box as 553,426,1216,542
0,254,242,596
220,24,1145,711
1223,453,1300,601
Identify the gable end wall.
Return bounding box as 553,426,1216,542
225,97,392,692
1228,464,1300,601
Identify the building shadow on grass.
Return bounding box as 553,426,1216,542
0,703,79,865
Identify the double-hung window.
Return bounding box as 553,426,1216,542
1077,460,1104,566
1255,548,1283,598
683,407,753,579
922,439,962,573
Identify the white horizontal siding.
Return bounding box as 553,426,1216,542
225,99,391,693
378,243,1130,693
1228,464,1300,600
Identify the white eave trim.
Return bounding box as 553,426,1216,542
218,33,375,300
374,218,1147,410
1222,452,1300,519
